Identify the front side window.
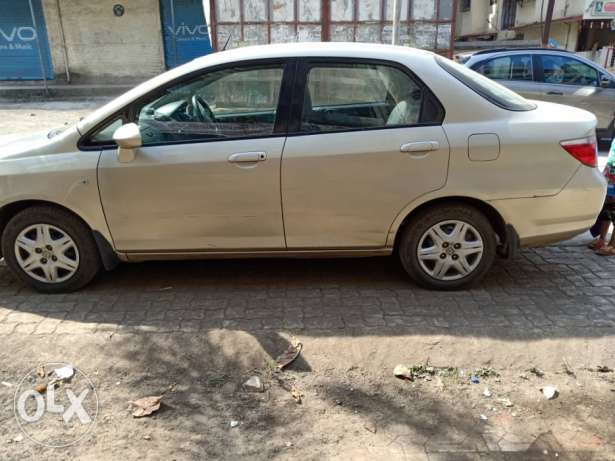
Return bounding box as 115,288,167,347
89,118,124,144
135,64,285,145
540,55,598,86
80,116,125,148
437,56,536,111
473,55,533,81
301,62,443,133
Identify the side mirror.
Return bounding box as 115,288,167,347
600,75,611,88
112,123,142,163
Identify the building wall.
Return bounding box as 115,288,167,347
456,0,498,38
515,20,580,50
515,0,585,28
42,0,165,80
209,0,455,54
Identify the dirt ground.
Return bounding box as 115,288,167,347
0,101,614,460
0,100,105,141
1,329,614,460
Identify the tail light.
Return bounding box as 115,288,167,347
560,135,597,167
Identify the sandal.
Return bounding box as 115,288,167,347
596,246,615,256
588,238,605,250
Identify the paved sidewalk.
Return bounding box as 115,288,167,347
1,242,614,337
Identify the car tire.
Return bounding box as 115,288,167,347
398,204,496,290
1,206,101,293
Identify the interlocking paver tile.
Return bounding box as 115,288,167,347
0,246,612,337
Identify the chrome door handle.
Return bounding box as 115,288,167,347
400,141,439,153
228,152,267,163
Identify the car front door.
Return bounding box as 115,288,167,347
533,54,615,133
96,61,292,252
281,59,450,248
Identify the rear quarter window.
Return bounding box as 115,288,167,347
436,56,536,111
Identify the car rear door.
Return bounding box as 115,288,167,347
280,58,450,249
470,54,540,98
96,60,292,252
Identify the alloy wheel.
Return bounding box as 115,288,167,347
416,220,484,281
13,224,80,283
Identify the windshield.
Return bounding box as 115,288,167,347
436,56,536,111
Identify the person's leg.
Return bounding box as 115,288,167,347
591,202,615,250
600,221,610,241
589,221,609,250
608,221,615,248
595,211,615,255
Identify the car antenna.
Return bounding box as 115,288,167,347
221,34,232,51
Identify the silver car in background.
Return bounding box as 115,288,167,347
0,43,607,292
464,48,615,147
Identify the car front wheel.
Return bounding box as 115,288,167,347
398,204,496,290
2,206,101,293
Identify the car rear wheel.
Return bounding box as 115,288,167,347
1,206,101,293
398,204,496,290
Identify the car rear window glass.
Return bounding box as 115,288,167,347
300,62,444,134
472,55,533,81
436,56,536,111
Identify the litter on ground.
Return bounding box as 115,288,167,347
541,386,559,400
243,376,264,393
54,365,74,380
275,342,303,370
129,395,163,418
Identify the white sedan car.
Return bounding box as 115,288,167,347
0,43,606,292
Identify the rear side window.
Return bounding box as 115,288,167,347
437,56,536,111
300,62,444,133
472,55,533,81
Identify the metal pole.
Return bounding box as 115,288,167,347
541,0,556,47
28,0,49,94
55,0,70,83
391,0,401,45
170,0,178,67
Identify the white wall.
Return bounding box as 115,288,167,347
456,0,499,37
42,0,165,80
515,0,586,28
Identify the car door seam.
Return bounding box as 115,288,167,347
280,136,288,249
94,149,120,251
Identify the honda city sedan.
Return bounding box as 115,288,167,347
0,43,606,292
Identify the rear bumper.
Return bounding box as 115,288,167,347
489,166,607,248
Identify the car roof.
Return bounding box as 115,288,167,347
193,42,435,63
471,47,573,56
465,47,613,74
